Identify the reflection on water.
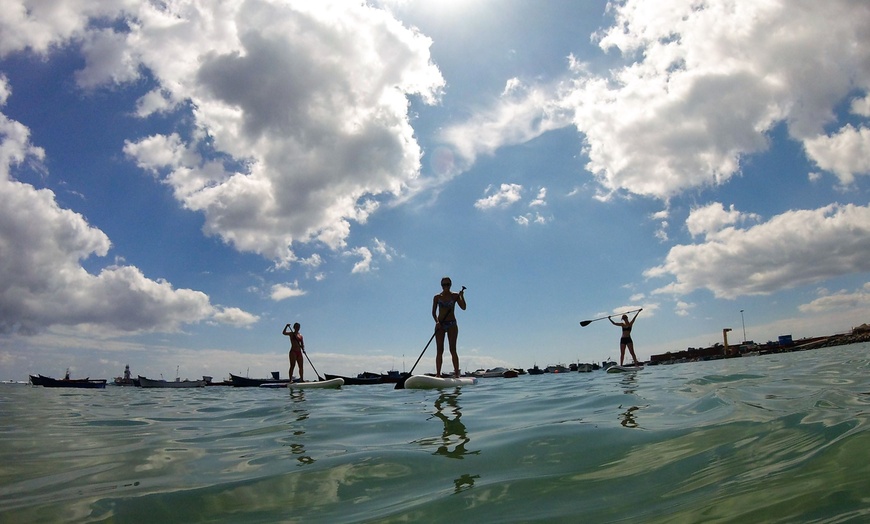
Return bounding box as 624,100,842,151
619,373,642,428
413,388,482,493
287,390,314,465
429,389,478,460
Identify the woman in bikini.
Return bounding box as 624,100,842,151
283,322,304,381
609,310,642,366
432,277,466,378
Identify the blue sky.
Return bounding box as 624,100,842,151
2,0,869,381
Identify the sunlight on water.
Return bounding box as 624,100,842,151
1,344,869,523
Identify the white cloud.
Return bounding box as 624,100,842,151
26,1,444,267
529,187,547,207
798,283,870,314
646,203,870,299
685,202,759,239
270,282,306,301
0,87,257,335
440,0,870,200
475,183,523,210
348,246,373,274
514,212,549,226
804,125,870,185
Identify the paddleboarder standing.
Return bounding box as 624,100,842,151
283,322,305,381
433,277,466,378
609,310,642,366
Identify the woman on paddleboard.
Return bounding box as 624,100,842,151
609,310,642,366
433,277,466,378
283,322,305,381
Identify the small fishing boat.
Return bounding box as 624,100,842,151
324,373,382,385
229,372,291,387
30,374,107,389
527,364,544,375
113,365,140,386
138,376,205,388
545,364,571,373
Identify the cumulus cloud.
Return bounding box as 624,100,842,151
0,79,257,335
798,283,870,314
804,125,870,185
475,183,523,210
8,1,444,268
440,0,870,200
685,202,760,239
646,203,870,299
270,282,306,301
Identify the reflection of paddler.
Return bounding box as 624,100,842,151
431,391,478,459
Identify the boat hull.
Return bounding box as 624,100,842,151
138,376,205,388
229,373,291,387
29,375,107,389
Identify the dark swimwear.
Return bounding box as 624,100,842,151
437,297,458,329
620,336,633,345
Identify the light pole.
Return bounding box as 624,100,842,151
740,309,746,343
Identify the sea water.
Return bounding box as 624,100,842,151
1,343,869,523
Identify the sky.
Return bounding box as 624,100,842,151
1,0,869,381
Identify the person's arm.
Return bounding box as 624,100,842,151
608,316,618,325
630,309,642,325
283,324,292,335
457,289,466,310
432,295,439,323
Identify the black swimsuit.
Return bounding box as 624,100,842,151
621,325,632,345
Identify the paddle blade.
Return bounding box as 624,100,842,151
580,320,593,327
394,377,407,389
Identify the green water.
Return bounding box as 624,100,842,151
2,344,869,523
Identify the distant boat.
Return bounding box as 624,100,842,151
545,364,571,373
527,364,544,375
324,373,382,385
138,375,205,388
577,363,594,373
113,364,139,386
30,374,107,389
477,367,518,378
229,372,291,387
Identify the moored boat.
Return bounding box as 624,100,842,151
229,372,291,387
30,374,107,389
113,364,140,386
324,373,382,385
138,375,205,388
527,364,544,375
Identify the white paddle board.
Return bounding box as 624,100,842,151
404,375,478,389
606,365,644,373
260,378,344,389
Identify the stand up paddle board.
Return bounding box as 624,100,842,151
260,377,344,389
606,365,644,373
403,375,478,389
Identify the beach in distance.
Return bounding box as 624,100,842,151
1,343,868,523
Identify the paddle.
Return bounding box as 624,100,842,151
394,330,437,390
580,308,642,327
303,350,324,382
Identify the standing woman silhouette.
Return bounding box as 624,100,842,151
432,277,466,377
609,310,642,366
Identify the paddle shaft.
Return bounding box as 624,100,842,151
409,331,437,376
580,308,642,327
